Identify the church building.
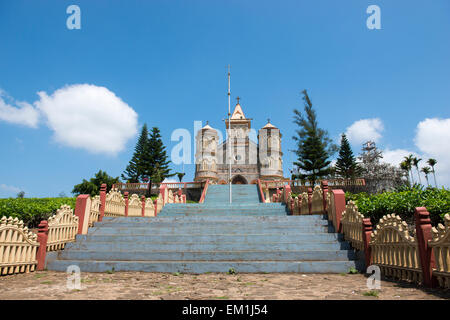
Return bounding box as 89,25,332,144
194,98,284,184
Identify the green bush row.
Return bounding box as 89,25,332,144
345,187,449,227
0,197,77,229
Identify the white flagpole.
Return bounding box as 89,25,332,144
228,65,232,204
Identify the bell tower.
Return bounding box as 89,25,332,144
258,120,283,180
194,122,219,182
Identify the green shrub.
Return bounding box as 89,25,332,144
346,187,449,226
0,197,76,228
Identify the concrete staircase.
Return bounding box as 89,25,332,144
47,185,359,273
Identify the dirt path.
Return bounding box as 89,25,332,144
0,271,449,300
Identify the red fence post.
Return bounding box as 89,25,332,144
141,195,146,217
307,187,312,215
414,207,437,287
98,183,106,222
284,185,292,204
321,180,329,214
36,220,48,271
362,218,373,268
124,192,129,217
332,189,346,233
159,184,167,204
74,194,91,235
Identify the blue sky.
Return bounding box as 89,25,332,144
1,0,449,197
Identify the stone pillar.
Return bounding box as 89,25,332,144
321,180,329,214
307,188,312,215
332,189,346,233
124,192,129,217
36,220,48,271
362,218,373,269
99,183,107,222
141,195,146,217
74,194,91,235
414,207,437,287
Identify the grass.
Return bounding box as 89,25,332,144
41,281,53,285
172,272,181,276
105,267,115,274
227,268,236,275
363,290,379,297
348,267,359,274
215,296,229,300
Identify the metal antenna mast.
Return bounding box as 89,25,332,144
227,65,232,204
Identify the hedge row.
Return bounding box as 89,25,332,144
0,197,77,229
345,187,449,227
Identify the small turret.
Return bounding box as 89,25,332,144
194,122,219,183
258,119,283,180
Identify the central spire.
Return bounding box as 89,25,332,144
231,97,246,120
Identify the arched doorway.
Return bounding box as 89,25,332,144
232,175,248,184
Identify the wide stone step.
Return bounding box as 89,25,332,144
87,225,333,235
65,241,351,252
75,233,342,243
58,250,355,261
100,216,328,223
47,260,357,273
93,220,331,228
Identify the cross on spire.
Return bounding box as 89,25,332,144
236,96,240,104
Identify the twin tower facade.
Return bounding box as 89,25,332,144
194,100,284,184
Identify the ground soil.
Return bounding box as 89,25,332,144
0,271,449,300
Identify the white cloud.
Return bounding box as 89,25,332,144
0,93,39,128
381,149,419,167
345,118,384,146
0,184,22,195
34,84,138,155
414,118,450,187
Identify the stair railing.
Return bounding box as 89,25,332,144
257,179,265,203
199,179,209,203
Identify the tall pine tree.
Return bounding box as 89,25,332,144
335,134,362,179
122,124,151,183
145,127,175,194
292,90,337,184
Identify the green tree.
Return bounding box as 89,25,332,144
421,166,431,186
400,160,411,185
122,124,151,183
403,154,415,185
412,157,422,185
145,127,175,195
427,158,438,187
335,133,362,179
177,172,186,182
72,170,119,197
292,90,337,184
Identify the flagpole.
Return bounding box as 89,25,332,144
227,65,232,204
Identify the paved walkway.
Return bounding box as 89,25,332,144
0,271,449,300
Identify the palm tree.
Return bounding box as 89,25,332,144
421,166,431,186
403,154,415,185
412,157,422,185
427,158,438,187
400,161,411,185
